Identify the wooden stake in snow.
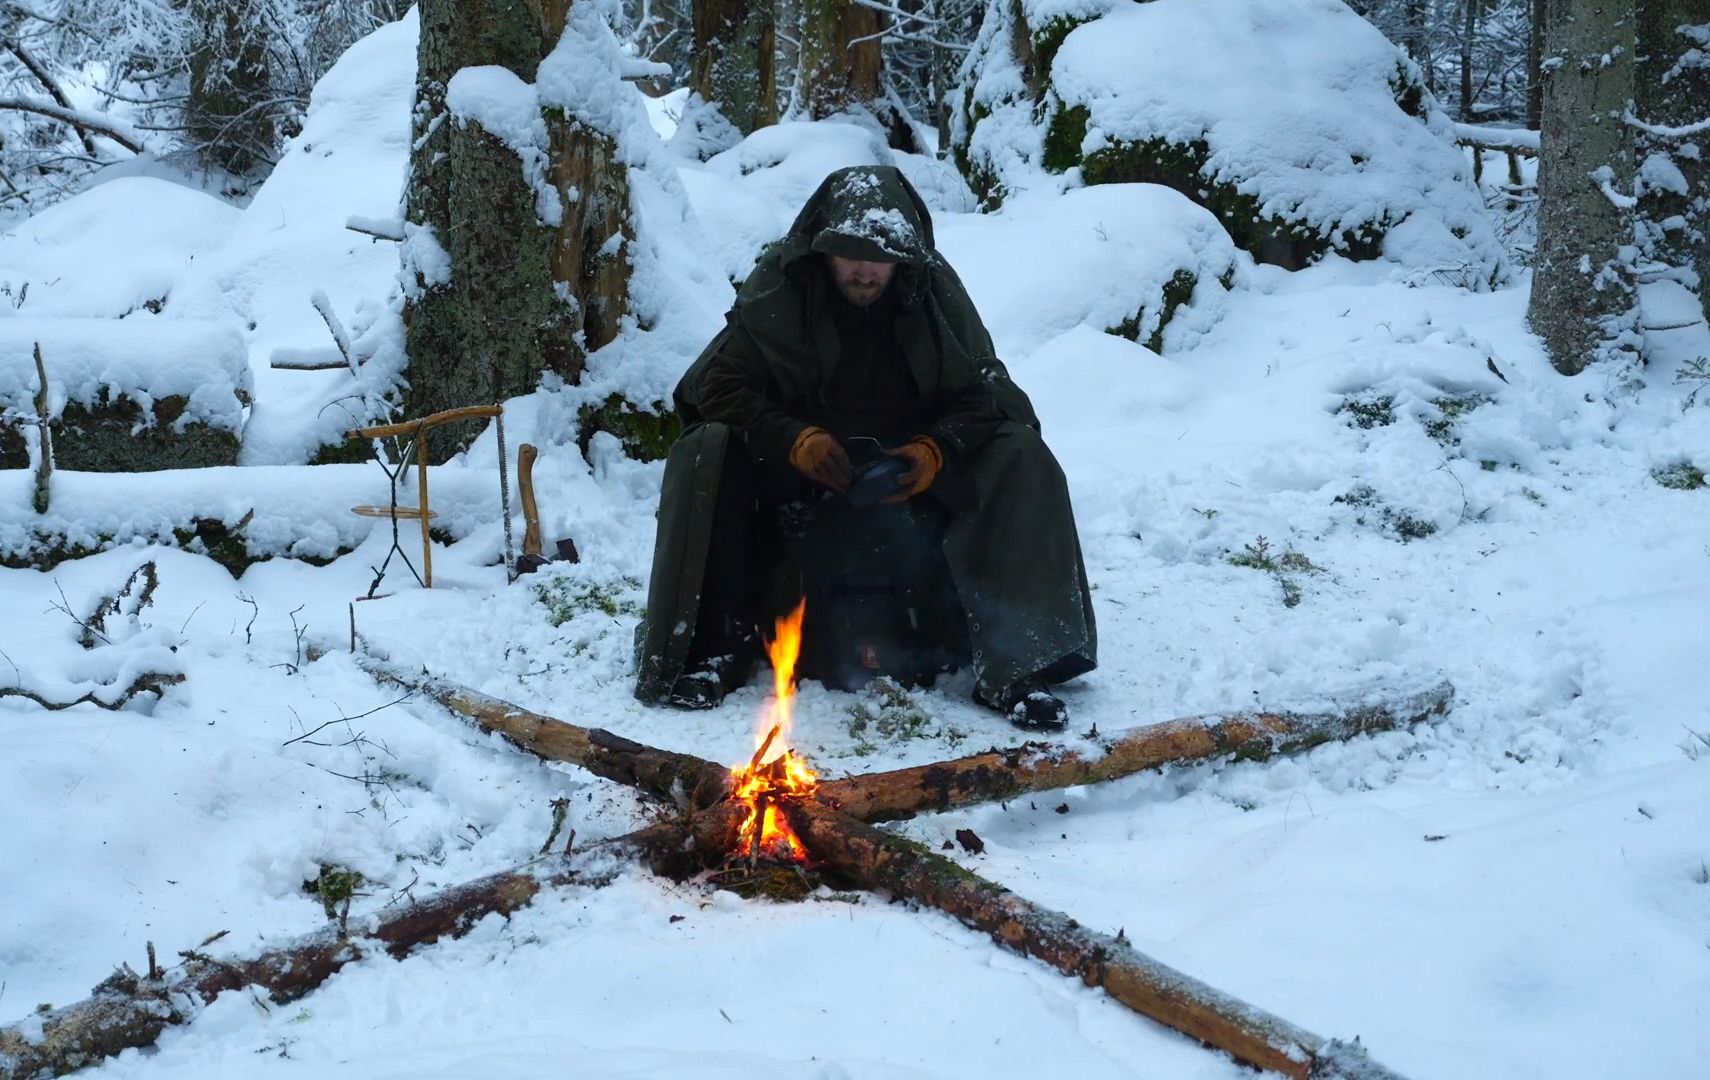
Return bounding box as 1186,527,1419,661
31,342,52,514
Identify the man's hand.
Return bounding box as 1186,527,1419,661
883,437,944,503
789,426,854,492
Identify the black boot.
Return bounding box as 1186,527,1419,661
668,654,742,710
978,679,1068,731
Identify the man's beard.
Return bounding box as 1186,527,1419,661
837,279,888,307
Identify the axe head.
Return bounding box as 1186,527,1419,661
514,552,551,576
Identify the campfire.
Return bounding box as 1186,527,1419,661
729,598,818,863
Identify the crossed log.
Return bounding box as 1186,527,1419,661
0,651,1451,1079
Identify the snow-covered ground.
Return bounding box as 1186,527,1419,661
4,13,1710,1080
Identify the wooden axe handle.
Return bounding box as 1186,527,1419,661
517,443,542,558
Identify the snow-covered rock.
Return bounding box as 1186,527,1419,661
954,0,1509,286
0,317,250,471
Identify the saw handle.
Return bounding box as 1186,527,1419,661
517,443,542,559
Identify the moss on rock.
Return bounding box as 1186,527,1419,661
4,517,348,575
1066,132,1384,269
576,394,680,463
1108,270,1199,353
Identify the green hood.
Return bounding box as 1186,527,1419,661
679,165,1036,429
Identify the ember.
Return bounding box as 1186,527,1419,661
730,599,817,862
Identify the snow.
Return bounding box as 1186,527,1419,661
0,318,250,431
0,177,239,319
961,0,1506,285
3,8,1710,1080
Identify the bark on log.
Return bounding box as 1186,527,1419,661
819,681,1453,822
345,649,732,810
0,807,746,1079
786,800,1405,1080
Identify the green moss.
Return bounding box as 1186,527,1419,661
1149,270,1197,352
533,574,642,625
16,392,243,473
1042,102,1090,174
1030,16,1088,78
576,393,680,463
1334,485,1438,542
1077,132,1386,269
1227,536,1324,609
1338,393,1397,429
1423,393,1490,445
1389,62,1427,119
725,863,818,902
303,863,366,919
844,678,940,755
1653,462,1707,490
1107,270,1199,353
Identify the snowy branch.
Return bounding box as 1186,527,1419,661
2,35,98,156
0,95,145,153
1620,107,1710,140
1452,122,1539,155
1589,165,1636,210
0,671,182,711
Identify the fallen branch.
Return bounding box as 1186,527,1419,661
79,560,160,649
344,215,405,242
0,806,745,1078
309,290,359,376
268,345,348,371
819,681,1454,822
0,671,182,711
335,648,733,810
787,800,1403,1079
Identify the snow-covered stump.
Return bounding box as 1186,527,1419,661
786,799,1407,1079
0,320,251,473
953,0,1507,284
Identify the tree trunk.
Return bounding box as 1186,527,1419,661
1459,0,1477,121
786,800,1405,1080
691,0,777,134
1526,0,1546,129
187,0,276,175
0,810,743,1079
819,681,1454,822
343,648,733,809
1635,3,1710,326
402,0,632,461
1526,0,1636,376
1405,0,1434,95
796,0,885,118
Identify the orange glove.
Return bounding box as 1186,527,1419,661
789,426,854,492
883,437,944,503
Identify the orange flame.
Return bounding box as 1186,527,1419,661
731,599,817,862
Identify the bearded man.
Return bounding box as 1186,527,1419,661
633,166,1096,729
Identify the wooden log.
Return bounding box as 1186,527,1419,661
819,681,1454,823
344,649,733,811
786,800,1405,1080
0,806,746,1079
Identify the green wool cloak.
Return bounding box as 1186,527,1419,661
633,165,1096,705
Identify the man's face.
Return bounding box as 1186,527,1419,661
828,255,897,308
